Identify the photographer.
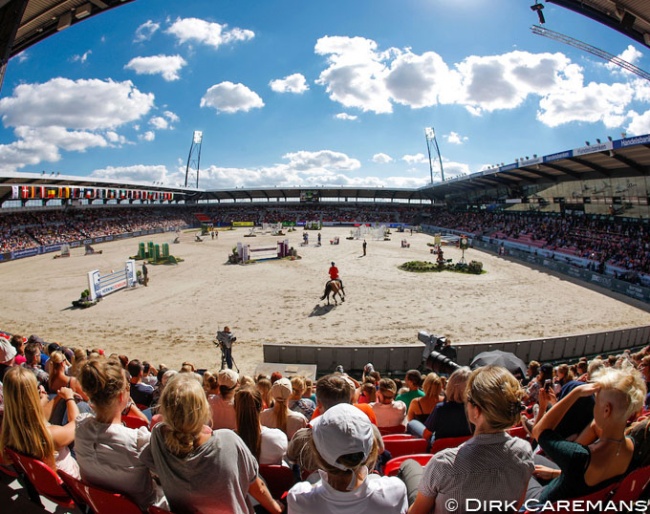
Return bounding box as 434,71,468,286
216,326,237,370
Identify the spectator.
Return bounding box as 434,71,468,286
21,341,49,392
287,403,407,514
142,361,158,387
141,373,282,514
128,359,154,408
76,357,166,510
371,378,407,429
407,373,443,435
0,366,80,478
208,369,239,430
48,351,88,400
289,376,316,420
420,367,472,443
396,370,425,411
260,377,307,440
8,335,25,366
235,386,288,465
256,377,274,409
0,338,17,382
528,366,646,504
408,366,534,513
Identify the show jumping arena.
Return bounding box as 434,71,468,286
2,227,650,376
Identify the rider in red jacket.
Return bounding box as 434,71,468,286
321,262,345,300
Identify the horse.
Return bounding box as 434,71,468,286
321,279,345,305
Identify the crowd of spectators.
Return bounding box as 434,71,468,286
0,326,649,512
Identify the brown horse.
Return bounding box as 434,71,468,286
321,279,345,305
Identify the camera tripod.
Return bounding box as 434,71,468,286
216,341,240,373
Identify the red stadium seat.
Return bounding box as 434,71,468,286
507,425,529,440
522,481,618,514
4,447,76,508
58,469,142,514
430,435,472,454
378,425,407,436
383,454,433,477
121,414,149,430
382,434,416,441
383,437,428,458
610,465,650,503
259,464,298,500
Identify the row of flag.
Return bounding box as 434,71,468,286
12,186,174,202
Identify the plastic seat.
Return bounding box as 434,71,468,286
58,469,142,514
121,414,149,430
383,437,428,458
522,481,618,514
430,435,472,454
149,506,175,514
507,425,529,440
4,447,76,508
382,434,416,441
259,464,297,500
378,424,407,436
610,465,650,502
383,453,433,477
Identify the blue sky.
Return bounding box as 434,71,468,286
0,0,649,189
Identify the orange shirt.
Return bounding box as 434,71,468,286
311,403,377,425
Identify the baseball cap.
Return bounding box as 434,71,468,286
0,338,17,363
271,377,292,402
218,369,239,389
312,403,373,471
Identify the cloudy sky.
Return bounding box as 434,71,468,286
1,0,649,190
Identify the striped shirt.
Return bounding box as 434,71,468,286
419,432,534,514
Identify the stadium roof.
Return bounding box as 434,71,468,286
0,0,135,62
546,0,650,49
1,134,650,206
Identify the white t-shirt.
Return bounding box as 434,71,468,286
260,426,288,465
75,413,165,510
260,407,307,440
288,471,408,514
370,400,407,428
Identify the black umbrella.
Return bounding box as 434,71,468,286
470,350,527,378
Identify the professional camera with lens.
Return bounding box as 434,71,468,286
216,331,236,348
418,330,460,374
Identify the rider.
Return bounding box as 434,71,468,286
321,261,345,300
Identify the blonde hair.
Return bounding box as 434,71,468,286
466,366,524,431
422,372,443,400
0,367,56,469
592,366,646,420
291,376,306,397
159,373,211,458
79,357,126,419
234,387,263,460
256,377,274,409
445,367,472,403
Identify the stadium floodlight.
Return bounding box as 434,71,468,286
193,131,203,144
424,126,445,184
530,2,545,24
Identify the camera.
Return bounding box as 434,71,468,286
216,331,236,347
426,350,462,375
418,330,457,363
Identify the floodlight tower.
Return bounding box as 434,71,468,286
184,131,203,188
425,127,445,184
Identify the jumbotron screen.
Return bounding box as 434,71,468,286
300,190,320,203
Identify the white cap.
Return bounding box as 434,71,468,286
218,369,239,389
312,403,373,471
0,338,16,363
271,377,292,401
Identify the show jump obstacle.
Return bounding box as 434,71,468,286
87,260,137,301
237,239,290,263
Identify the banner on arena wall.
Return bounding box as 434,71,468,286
232,221,255,227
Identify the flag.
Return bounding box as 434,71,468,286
11,186,18,199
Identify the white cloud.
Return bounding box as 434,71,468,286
372,153,393,163
125,55,187,81
269,73,309,94
335,113,358,120
71,50,92,63
163,111,180,123
166,17,254,49
140,131,156,142
134,20,160,43
537,81,633,127
402,153,427,164
0,78,154,129
149,116,169,130
605,45,644,76
91,164,169,183
0,78,154,171
313,36,644,130
282,150,361,172
446,132,467,144
200,82,264,114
